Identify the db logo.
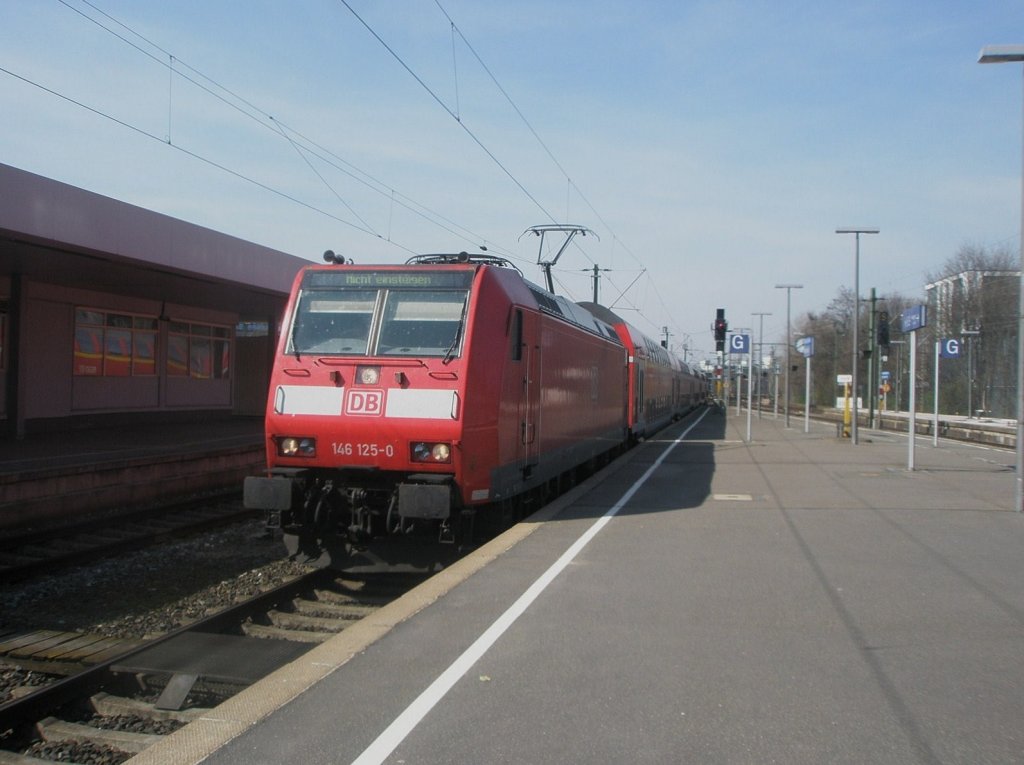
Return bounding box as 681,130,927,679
345,389,385,416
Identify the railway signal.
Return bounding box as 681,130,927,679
877,310,890,348
714,309,727,352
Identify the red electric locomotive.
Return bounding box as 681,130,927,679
244,253,630,566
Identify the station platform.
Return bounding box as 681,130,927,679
811,406,1016,448
0,417,265,532
132,407,1021,765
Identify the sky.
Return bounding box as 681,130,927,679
2,0,1023,362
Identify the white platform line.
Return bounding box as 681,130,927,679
351,407,711,765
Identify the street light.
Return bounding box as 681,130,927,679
732,326,751,416
752,312,772,418
775,284,803,428
979,44,1024,512
889,340,907,412
836,227,879,445
961,328,981,418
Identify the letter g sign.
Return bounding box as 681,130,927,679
730,334,750,354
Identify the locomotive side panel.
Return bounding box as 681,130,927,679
455,268,531,506
459,268,627,503
531,313,627,480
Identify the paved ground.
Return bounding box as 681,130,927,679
136,407,1022,765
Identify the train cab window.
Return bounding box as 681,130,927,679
290,291,376,355
376,291,467,356
288,280,468,358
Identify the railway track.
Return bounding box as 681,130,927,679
0,494,256,584
772,406,1016,449
0,567,431,764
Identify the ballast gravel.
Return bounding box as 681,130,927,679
0,518,309,640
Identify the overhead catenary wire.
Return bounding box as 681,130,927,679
39,1,686,343
431,0,655,274
61,0,650,296
336,0,558,226
429,0,685,338
48,0,524,262
0,65,394,246
270,117,381,238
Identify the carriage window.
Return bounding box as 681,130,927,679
167,321,232,379
290,290,377,355
74,308,158,377
376,291,467,356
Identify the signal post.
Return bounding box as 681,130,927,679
714,309,728,404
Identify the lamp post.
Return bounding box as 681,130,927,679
752,312,772,418
836,228,879,445
775,284,803,428
979,44,1024,512
733,327,751,415
889,339,906,412
961,328,981,417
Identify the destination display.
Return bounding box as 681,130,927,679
306,270,474,290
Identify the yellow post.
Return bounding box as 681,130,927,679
842,382,851,437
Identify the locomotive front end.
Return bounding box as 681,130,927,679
244,264,473,565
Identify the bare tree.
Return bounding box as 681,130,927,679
793,287,919,411
926,243,1018,417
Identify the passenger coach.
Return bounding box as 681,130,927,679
581,302,705,440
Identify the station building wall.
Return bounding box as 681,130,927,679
13,280,241,421
0,163,306,434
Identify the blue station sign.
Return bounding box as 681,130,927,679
901,305,927,333
795,336,815,358
729,334,751,354
940,338,962,358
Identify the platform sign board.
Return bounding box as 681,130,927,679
940,338,962,358
795,336,815,358
901,305,927,333
729,334,750,354
901,304,928,471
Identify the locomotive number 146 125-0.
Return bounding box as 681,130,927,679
332,442,395,458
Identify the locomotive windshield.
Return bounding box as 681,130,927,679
290,290,377,355
376,291,467,356
288,273,469,358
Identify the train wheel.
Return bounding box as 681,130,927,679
500,498,517,527
283,529,344,568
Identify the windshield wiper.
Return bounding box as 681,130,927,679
442,310,466,365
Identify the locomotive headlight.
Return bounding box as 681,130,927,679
411,441,452,463
356,365,380,385
278,437,316,457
